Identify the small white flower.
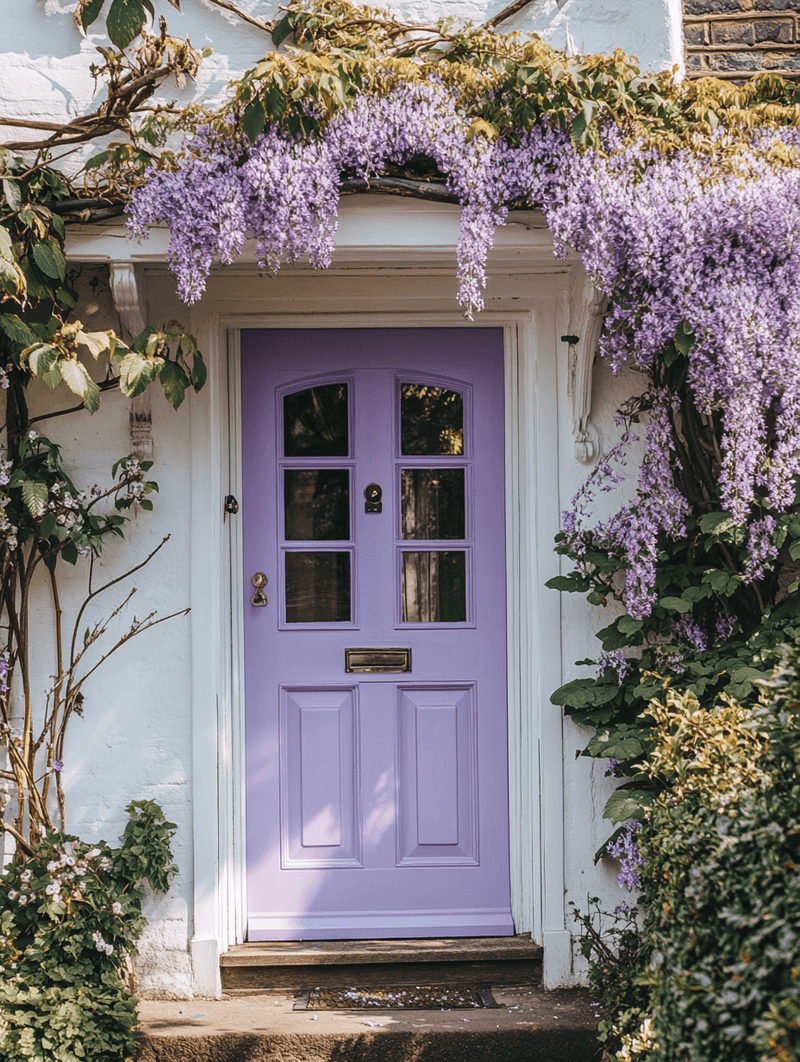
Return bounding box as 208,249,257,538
86,848,100,859
111,902,124,915
7,890,17,900
27,429,38,441
45,883,59,895
104,943,114,955
98,857,111,870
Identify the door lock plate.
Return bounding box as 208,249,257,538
345,647,411,673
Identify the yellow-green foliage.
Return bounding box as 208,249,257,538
618,664,800,1062
217,0,800,157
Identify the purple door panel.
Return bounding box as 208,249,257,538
241,328,513,940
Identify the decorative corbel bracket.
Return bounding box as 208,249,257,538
109,262,152,461
565,267,607,464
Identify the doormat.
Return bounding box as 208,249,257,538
294,985,501,1011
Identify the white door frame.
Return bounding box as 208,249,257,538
186,302,568,993
67,199,573,994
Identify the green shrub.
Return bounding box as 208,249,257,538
580,645,800,1062
0,800,176,1062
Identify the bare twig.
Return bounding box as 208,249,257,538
484,0,538,29
203,0,276,33
339,176,459,203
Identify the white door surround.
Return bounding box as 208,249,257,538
67,198,589,994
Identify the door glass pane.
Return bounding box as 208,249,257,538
285,552,351,623
400,384,464,456
284,383,348,457
401,551,466,623
285,470,350,540
401,469,465,539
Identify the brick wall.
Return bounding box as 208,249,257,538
684,1,800,78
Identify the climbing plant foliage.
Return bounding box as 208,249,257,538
118,0,800,820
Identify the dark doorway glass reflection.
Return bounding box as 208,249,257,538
285,470,350,540
401,551,467,623
285,552,351,623
401,468,465,540
400,384,464,456
284,383,349,457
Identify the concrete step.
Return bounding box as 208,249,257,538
135,985,601,1062
220,935,543,994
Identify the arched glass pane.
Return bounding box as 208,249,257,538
400,383,464,456
284,383,349,457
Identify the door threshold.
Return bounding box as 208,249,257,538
220,935,542,995
222,934,541,967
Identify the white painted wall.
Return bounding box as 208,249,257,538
1,0,676,996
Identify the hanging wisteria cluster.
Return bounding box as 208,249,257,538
128,76,800,619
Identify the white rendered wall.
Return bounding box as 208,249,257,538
1,0,678,996
2,0,683,167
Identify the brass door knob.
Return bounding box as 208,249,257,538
251,572,268,606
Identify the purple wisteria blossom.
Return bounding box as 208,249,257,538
598,650,630,682
608,820,644,890
128,82,800,604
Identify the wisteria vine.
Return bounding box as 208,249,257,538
128,73,800,620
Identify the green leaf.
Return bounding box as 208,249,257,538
603,785,654,824
674,319,695,355
39,512,58,538
586,727,647,760
119,351,164,397
191,349,206,391
32,237,67,281
659,596,692,613
699,511,735,534
2,178,22,211
61,542,79,565
21,480,49,518
84,149,110,172
242,97,267,143
78,0,105,28
0,313,37,349
60,360,100,413
0,226,13,259
272,12,294,47
159,360,189,409
617,615,644,635
546,574,586,592
106,0,147,48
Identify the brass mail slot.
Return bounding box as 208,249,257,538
345,647,412,673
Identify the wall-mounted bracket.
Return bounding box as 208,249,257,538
565,266,607,464
109,262,152,461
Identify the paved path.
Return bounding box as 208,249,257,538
135,985,601,1061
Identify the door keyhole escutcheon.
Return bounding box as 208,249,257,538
251,572,268,606
364,483,383,513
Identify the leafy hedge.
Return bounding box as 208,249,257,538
580,644,800,1062
0,801,176,1062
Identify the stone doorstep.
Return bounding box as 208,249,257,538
135,985,601,1062
219,934,544,994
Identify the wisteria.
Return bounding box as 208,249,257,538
609,820,645,891
128,75,800,618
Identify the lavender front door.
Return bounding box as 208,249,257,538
241,328,513,940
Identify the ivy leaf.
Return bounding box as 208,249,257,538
32,237,67,282
21,480,49,518
106,0,148,49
